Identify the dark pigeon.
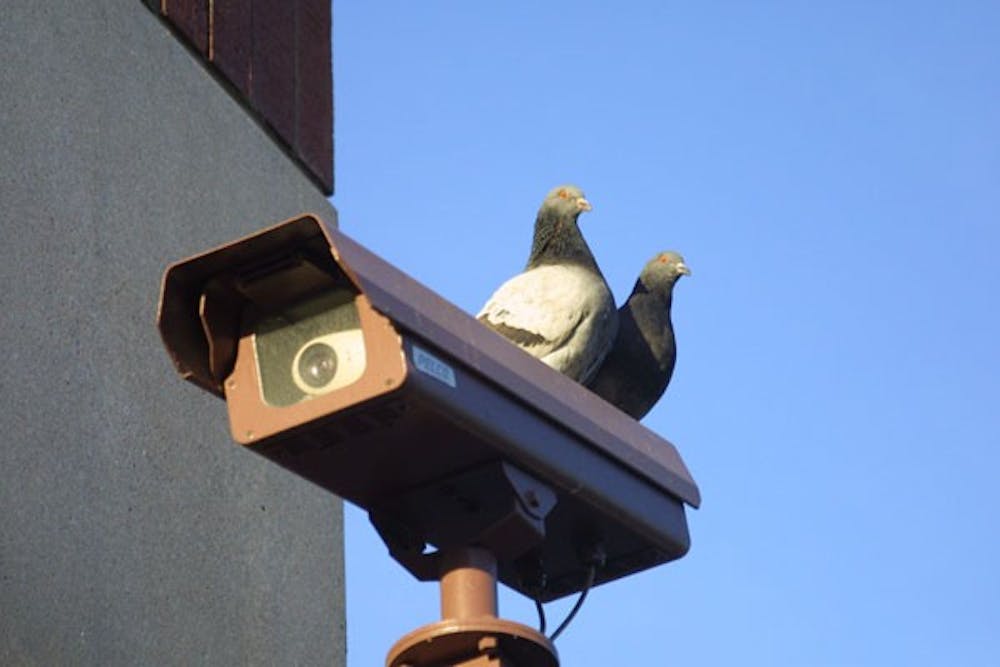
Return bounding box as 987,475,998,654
587,251,690,419
477,185,618,384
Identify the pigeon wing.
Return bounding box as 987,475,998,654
476,264,591,362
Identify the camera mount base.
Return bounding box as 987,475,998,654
386,547,558,667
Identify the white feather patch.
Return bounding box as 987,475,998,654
478,264,618,382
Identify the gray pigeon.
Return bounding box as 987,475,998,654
477,185,618,384
587,251,690,419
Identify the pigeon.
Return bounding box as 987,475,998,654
587,251,690,419
477,185,618,384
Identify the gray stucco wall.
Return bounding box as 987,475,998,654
0,3,345,664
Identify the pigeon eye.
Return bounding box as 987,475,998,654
557,189,568,199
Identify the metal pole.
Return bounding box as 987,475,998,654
386,547,557,667
440,547,498,620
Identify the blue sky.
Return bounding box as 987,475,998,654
330,4,1000,665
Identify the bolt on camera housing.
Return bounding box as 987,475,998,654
157,213,700,601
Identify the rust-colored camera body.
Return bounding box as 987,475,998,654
158,214,699,601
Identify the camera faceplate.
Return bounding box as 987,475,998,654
249,288,367,404
226,291,405,445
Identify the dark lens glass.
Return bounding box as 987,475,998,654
296,342,338,389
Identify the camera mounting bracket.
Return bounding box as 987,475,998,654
370,460,558,584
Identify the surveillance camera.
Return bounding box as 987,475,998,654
158,214,700,601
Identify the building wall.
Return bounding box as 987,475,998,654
0,2,344,664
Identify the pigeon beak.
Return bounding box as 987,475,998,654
577,198,593,212
677,263,692,276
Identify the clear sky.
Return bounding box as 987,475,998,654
330,4,1000,665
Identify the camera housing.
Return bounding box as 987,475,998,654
158,214,700,601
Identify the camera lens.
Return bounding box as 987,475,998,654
296,342,339,389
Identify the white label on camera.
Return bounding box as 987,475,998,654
413,346,456,388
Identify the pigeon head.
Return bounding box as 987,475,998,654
526,185,596,269
639,251,691,294
541,185,593,218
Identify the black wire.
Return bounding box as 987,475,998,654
548,564,596,642
535,598,547,634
